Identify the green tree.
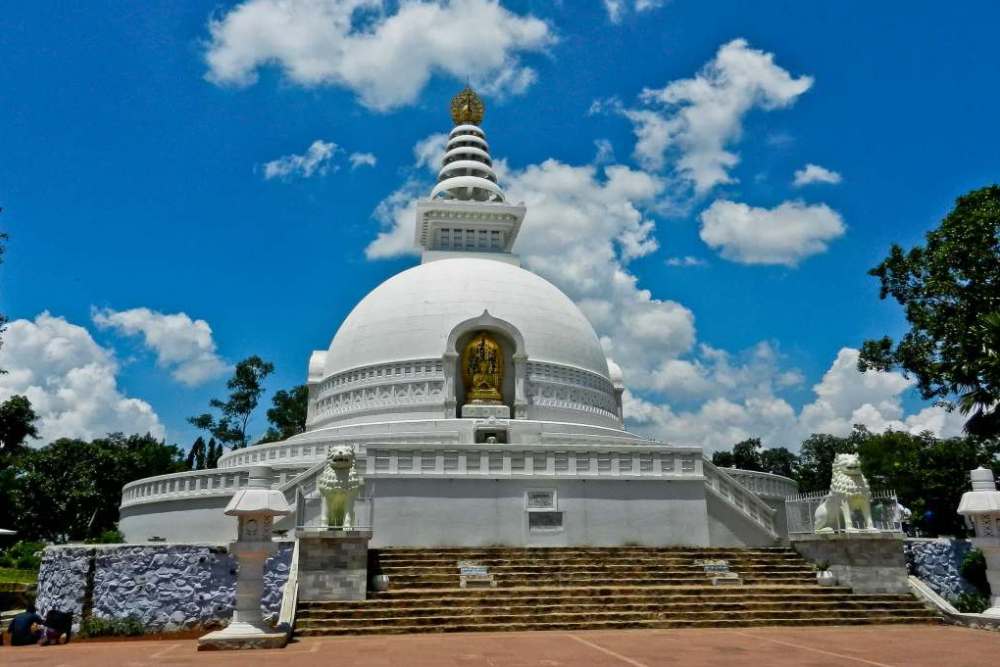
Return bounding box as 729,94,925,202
760,446,798,478
185,436,207,470
188,355,274,449
712,440,798,478
260,384,309,443
0,395,39,462
856,430,1000,535
711,450,736,468
730,438,764,471
795,431,860,493
10,433,186,542
206,437,221,469
859,185,1000,437
0,395,39,532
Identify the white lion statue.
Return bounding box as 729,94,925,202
317,445,363,529
814,453,876,533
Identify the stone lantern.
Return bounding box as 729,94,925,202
957,466,1000,617
198,466,291,650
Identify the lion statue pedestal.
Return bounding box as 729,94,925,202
813,453,877,534
790,453,908,594
296,446,371,602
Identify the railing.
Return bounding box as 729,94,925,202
362,443,702,479
275,538,300,635
297,493,375,532
120,466,311,508
702,461,778,537
785,489,903,534
724,468,798,499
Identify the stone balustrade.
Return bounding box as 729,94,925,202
362,443,703,479
121,467,308,509
702,462,779,537
724,468,799,499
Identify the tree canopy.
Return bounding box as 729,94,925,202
0,394,39,461
260,384,309,443
188,355,274,450
859,185,1000,437
711,438,798,478
5,433,187,542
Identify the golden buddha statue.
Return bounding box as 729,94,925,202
461,331,504,403
450,86,485,126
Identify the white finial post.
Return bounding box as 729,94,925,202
957,466,1000,617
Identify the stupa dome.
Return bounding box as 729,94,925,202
322,257,610,380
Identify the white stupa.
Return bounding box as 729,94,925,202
120,89,795,547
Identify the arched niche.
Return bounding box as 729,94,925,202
443,310,528,419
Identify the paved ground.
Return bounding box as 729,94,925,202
2,625,999,666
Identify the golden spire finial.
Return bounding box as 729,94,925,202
450,86,485,126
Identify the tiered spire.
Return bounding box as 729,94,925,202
430,87,505,203
414,87,524,262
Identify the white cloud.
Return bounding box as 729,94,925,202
0,313,165,444
621,38,812,193
665,255,706,267
413,132,448,172
699,199,845,266
204,0,554,111
365,178,425,260
603,0,665,23
263,139,338,180
798,348,966,438
627,347,966,452
793,163,842,187
92,307,229,387
349,152,377,169
593,139,615,165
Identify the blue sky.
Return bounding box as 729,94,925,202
2,1,998,451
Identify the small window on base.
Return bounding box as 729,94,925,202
529,511,563,532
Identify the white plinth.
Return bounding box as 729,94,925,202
198,622,287,650
461,403,510,419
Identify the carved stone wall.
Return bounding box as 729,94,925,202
34,543,293,633
905,538,977,600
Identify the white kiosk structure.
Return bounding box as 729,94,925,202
958,466,1000,617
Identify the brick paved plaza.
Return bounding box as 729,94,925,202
3,625,999,666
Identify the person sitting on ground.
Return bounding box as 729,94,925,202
7,603,44,646
39,609,72,645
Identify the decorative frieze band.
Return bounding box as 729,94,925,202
526,361,619,422
309,359,446,424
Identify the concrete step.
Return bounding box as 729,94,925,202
380,575,819,589
295,615,939,637
299,607,937,627
297,600,932,621
375,548,801,560
300,592,919,611
360,584,872,602
376,553,807,564
380,561,816,577
295,547,938,637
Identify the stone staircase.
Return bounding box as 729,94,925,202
295,547,938,636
